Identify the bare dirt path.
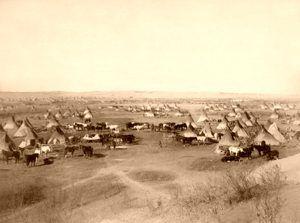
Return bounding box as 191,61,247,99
63,156,171,203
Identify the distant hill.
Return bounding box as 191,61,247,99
0,91,299,100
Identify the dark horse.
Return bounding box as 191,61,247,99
251,141,271,156
80,145,93,157
2,150,20,164
64,145,79,158
265,150,279,160
237,147,254,159
24,153,39,167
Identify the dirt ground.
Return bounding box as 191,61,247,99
0,101,300,223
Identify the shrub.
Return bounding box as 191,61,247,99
2,174,126,223
167,164,285,222
0,179,46,214
253,193,283,223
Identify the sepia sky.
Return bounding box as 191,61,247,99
0,0,299,94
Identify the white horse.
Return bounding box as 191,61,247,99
228,146,244,156
35,145,52,155
133,125,144,131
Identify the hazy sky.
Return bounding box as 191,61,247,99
0,0,299,94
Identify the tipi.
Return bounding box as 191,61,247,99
0,132,16,152
186,113,197,129
232,121,249,138
199,122,214,138
14,120,36,138
197,111,209,123
254,126,280,146
48,126,67,144
179,124,198,138
19,129,39,148
46,118,60,129
218,129,239,147
3,116,18,131
217,116,230,130
267,122,286,143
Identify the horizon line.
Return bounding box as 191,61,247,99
0,90,298,94
0,90,300,98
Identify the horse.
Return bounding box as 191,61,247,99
174,123,187,131
80,145,93,157
2,150,20,164
265,150,279,160
120,134,135,144
182,137,197,146
24,153,39,167
133,125,145,131
64,145,78,158
237,147,254,159
40,145,52,154
228,146,244,156
34,145,52,156
251,144,271,156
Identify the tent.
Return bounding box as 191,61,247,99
48,126,67,144
248,112,259,125
19,129,39,149
228,109,237,118
267,122,286,143
293,120,300,125
217,117,229,130
234,106,244,113
46,118,60,129
270,112,279,120
0,132,16,152
186,113,197,129
199,122,214,138
25,118,34,129
144,112,155,117
240,112,253,127
273,104,282,110
73,110,81,117
254,126,280,146
55,110,62,119
83,107,91,115
179,128,198,138
3,116,18,131
83,111,93,121
218,129,239,147
0,124,5,133
180,130,197,138
63,109,72,118
83,133,100,141
232,121,249,138
241,118,253,127
197,111,209,123
174,111,184,117
292,131,300,140
14,120,36,138
44,111,53,119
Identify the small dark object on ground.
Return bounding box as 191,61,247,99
43,157,54,165
265,150,279,160
221,156,240,162
93,153,106,158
